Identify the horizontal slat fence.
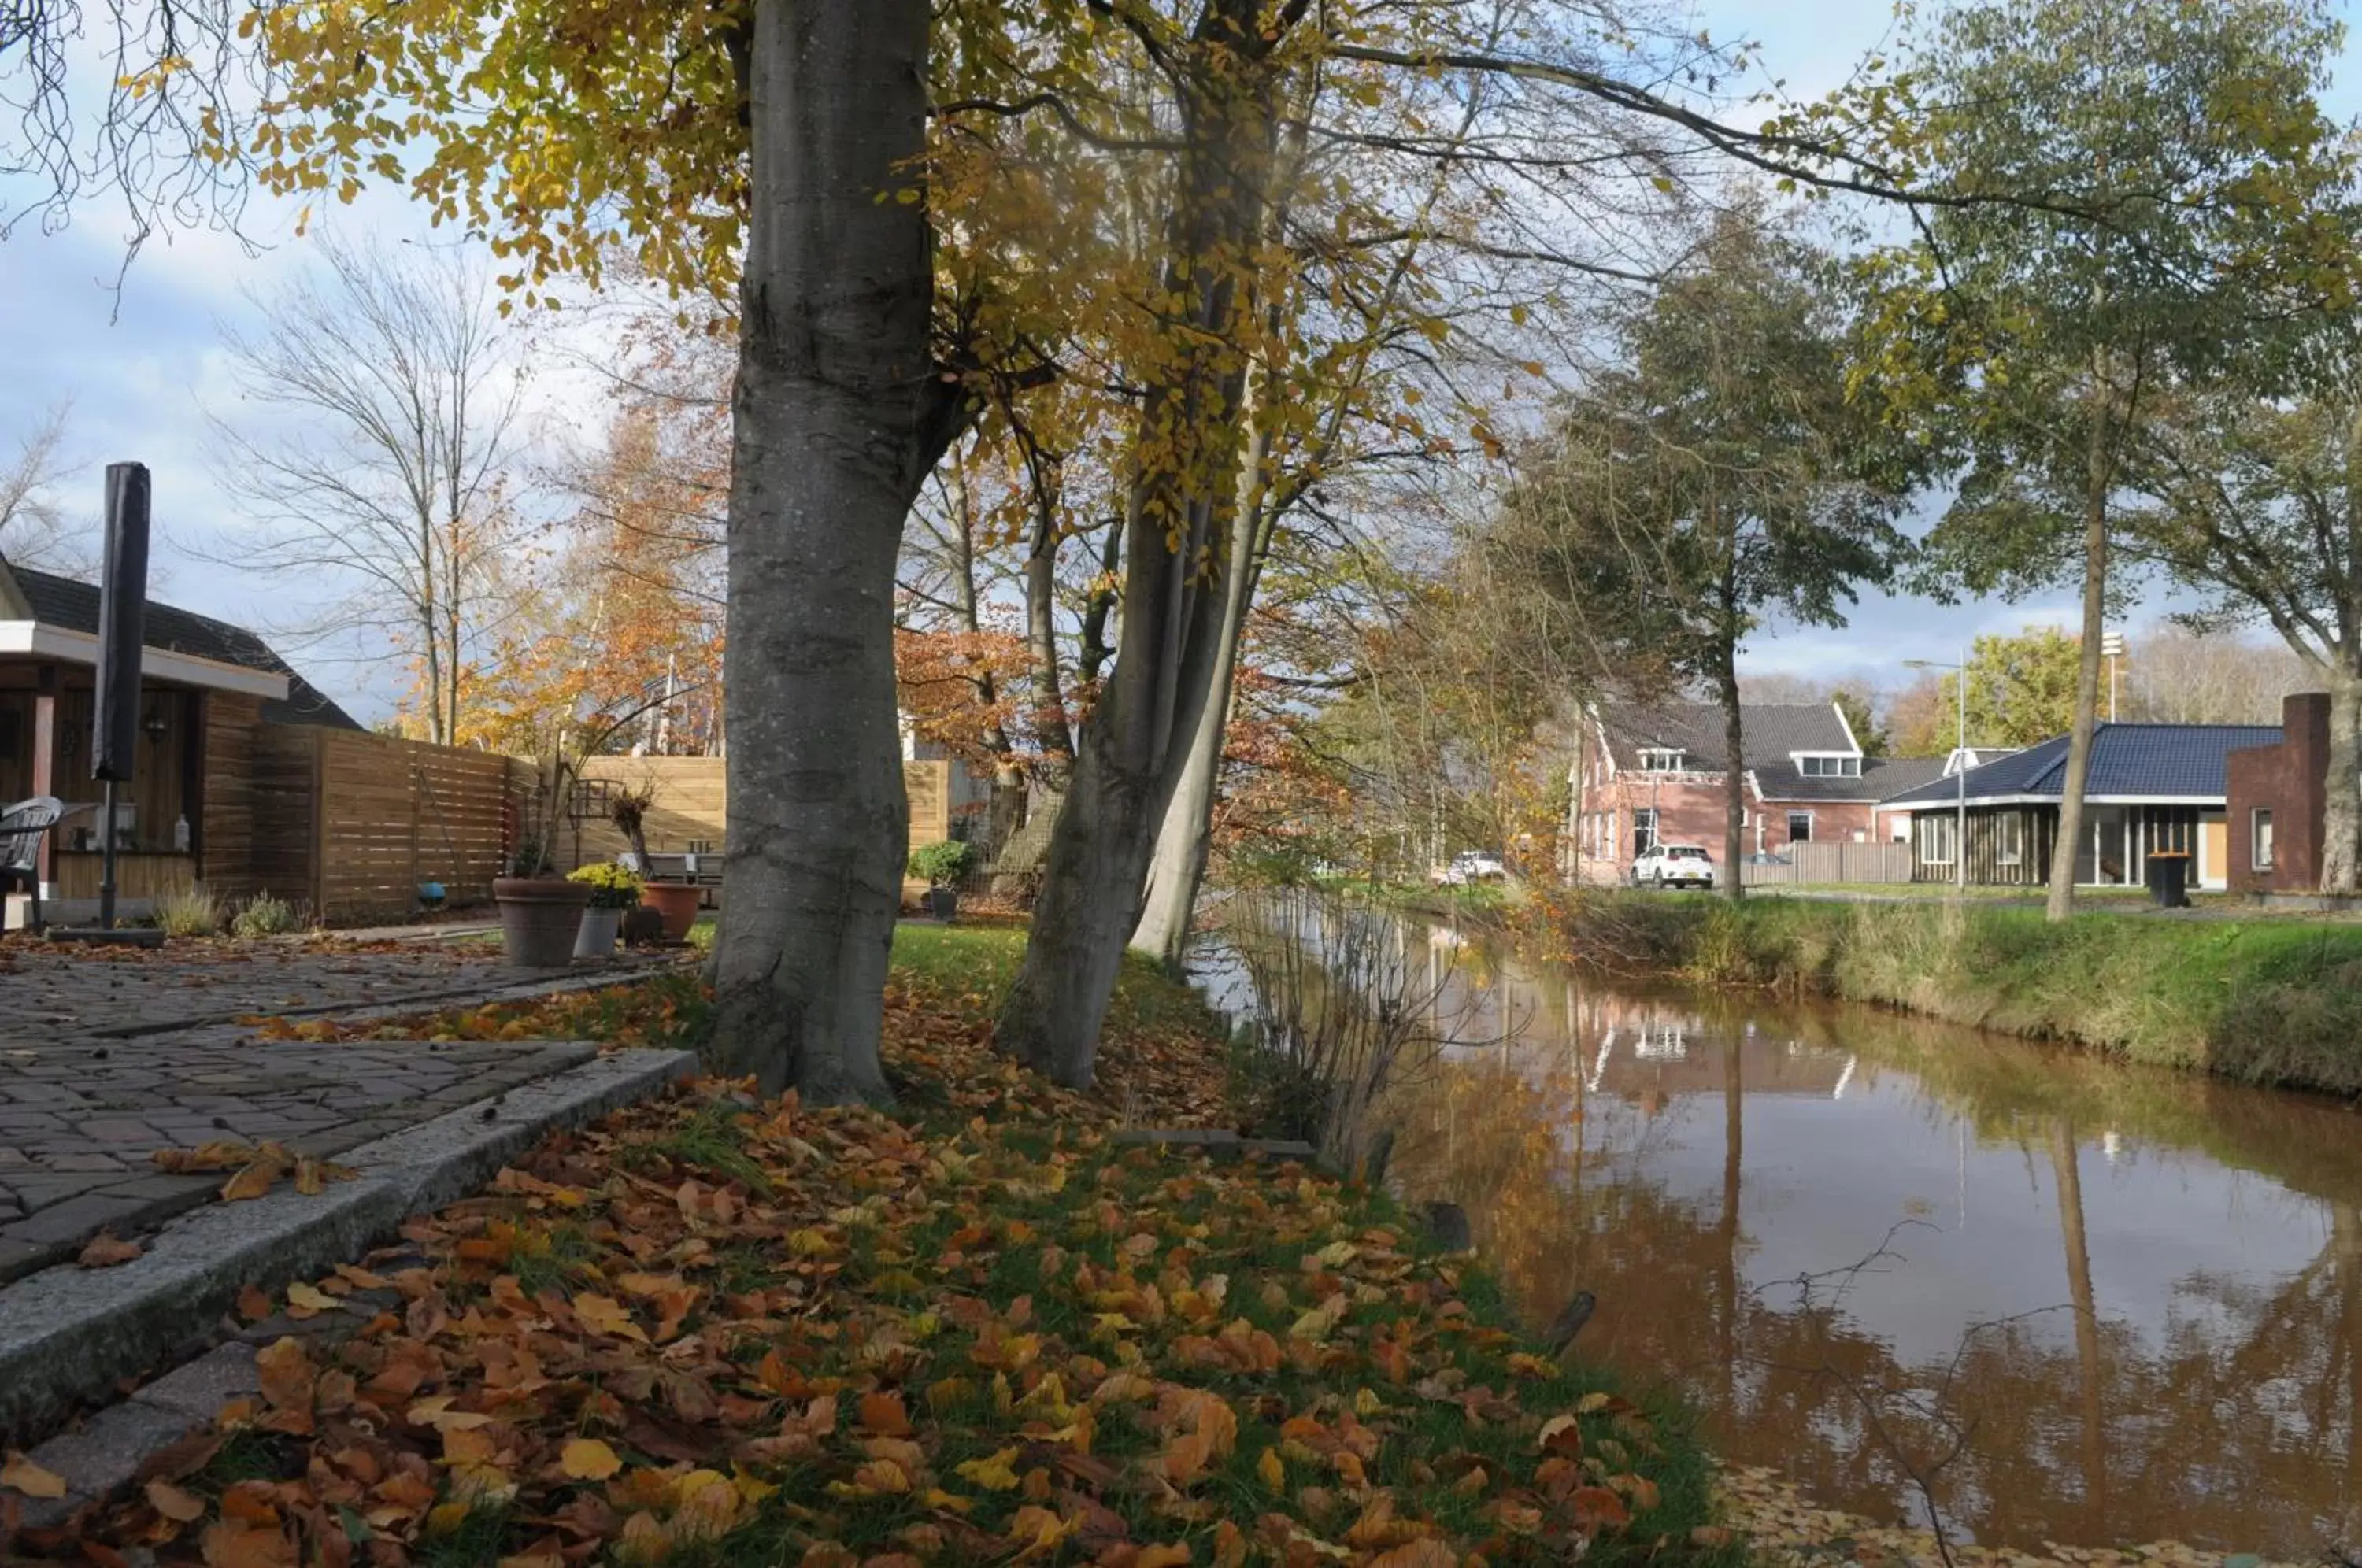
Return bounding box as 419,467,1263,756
1740,840,1914,886
251,728,529,920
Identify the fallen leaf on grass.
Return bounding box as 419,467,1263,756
77,1232,142,1268
0,1452,66,1498
559,1438,622,1481
146,1478,207,1522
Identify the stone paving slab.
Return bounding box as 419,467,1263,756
0,942,691,1279
0,1048,698,1449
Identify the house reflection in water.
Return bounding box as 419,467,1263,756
1379,935,2362,1556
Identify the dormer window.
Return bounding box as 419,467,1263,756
1797,755,1861,778
1638,748,1687,772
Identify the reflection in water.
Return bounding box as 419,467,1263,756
1350,923,2362,1554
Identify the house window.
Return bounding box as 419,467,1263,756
1798,756,1862,778
1994,812,2023,867
1920,814,1957,866
2253,808,2275,871
1638,749,1686,772
1633,808,1659,857
1786,812,1813,844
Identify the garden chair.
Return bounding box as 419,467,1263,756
0,795,65,934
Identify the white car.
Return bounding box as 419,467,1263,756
1435,850,1508,886
1631,843,1716,889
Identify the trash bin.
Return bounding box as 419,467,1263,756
2145,852,2191,909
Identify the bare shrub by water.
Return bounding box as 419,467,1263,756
1224,888,1454,1171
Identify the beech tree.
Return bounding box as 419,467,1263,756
1858,0,2350,921
242,1,1001,1100
2121,373,2362,890
1481,213,1908,902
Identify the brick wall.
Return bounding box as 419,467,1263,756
2227,692,2328,893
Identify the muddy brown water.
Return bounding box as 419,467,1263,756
1205,917,2362,1555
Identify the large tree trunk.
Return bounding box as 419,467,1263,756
1129,419,1272,970
998,509,1236,1084
2048,386,2112,923
706,0,957,1102
2325,660,2362,895
994,0,1284,1089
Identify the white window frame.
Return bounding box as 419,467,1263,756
2253,808,2275,872
1786,810,1814,844
1920,814,1957,867
1638,748,1687,773
1994,812,2023,867
1796,754,1863,778
1633,808,1660,857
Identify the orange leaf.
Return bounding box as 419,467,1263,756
858,1392,913,1437
571,1292,647,1342
201,1521,294,1568
147,1478,208,1522
77,1232,143,1268
220,1156,285,1203
1568,1485,1631,1529
254,1338,313,1415
1,1452,67,1499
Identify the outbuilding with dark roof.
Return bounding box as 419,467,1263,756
1877,722,2279,889
2,553,362,919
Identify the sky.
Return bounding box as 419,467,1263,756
0,2,2355,721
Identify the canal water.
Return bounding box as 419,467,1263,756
1198,912,2362,1555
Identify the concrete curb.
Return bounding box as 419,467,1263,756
0,1046,698,1448
84,955,700,1040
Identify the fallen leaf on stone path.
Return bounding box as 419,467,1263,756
293,1154,355,1196
220,1151,291,1203
285,1282,339,1316
76,1231,143,1268
235,1284,272,1321
152,1140,259,1173
0,1452,67,1499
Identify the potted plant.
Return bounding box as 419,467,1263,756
909,840,976,923
493,845,593,968
567,862,642,958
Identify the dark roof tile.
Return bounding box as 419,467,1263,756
2,560,362,730
1879,724,2282,807
1597,701,1854,772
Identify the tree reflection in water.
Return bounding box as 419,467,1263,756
1367,929,2362,1555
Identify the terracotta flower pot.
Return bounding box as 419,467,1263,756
494,876,595,967
640,882,702,941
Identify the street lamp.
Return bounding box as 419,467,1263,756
2100,630,2125,723
1905,649,1971,893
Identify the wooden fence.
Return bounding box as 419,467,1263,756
251,728,529,919
1740,840,1913,887
224,741,958,923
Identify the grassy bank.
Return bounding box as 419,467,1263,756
1569,892,2362,1095
46,925,1733,1565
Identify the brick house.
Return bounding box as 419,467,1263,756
1564,701,1949,884
2224,692,2331,894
